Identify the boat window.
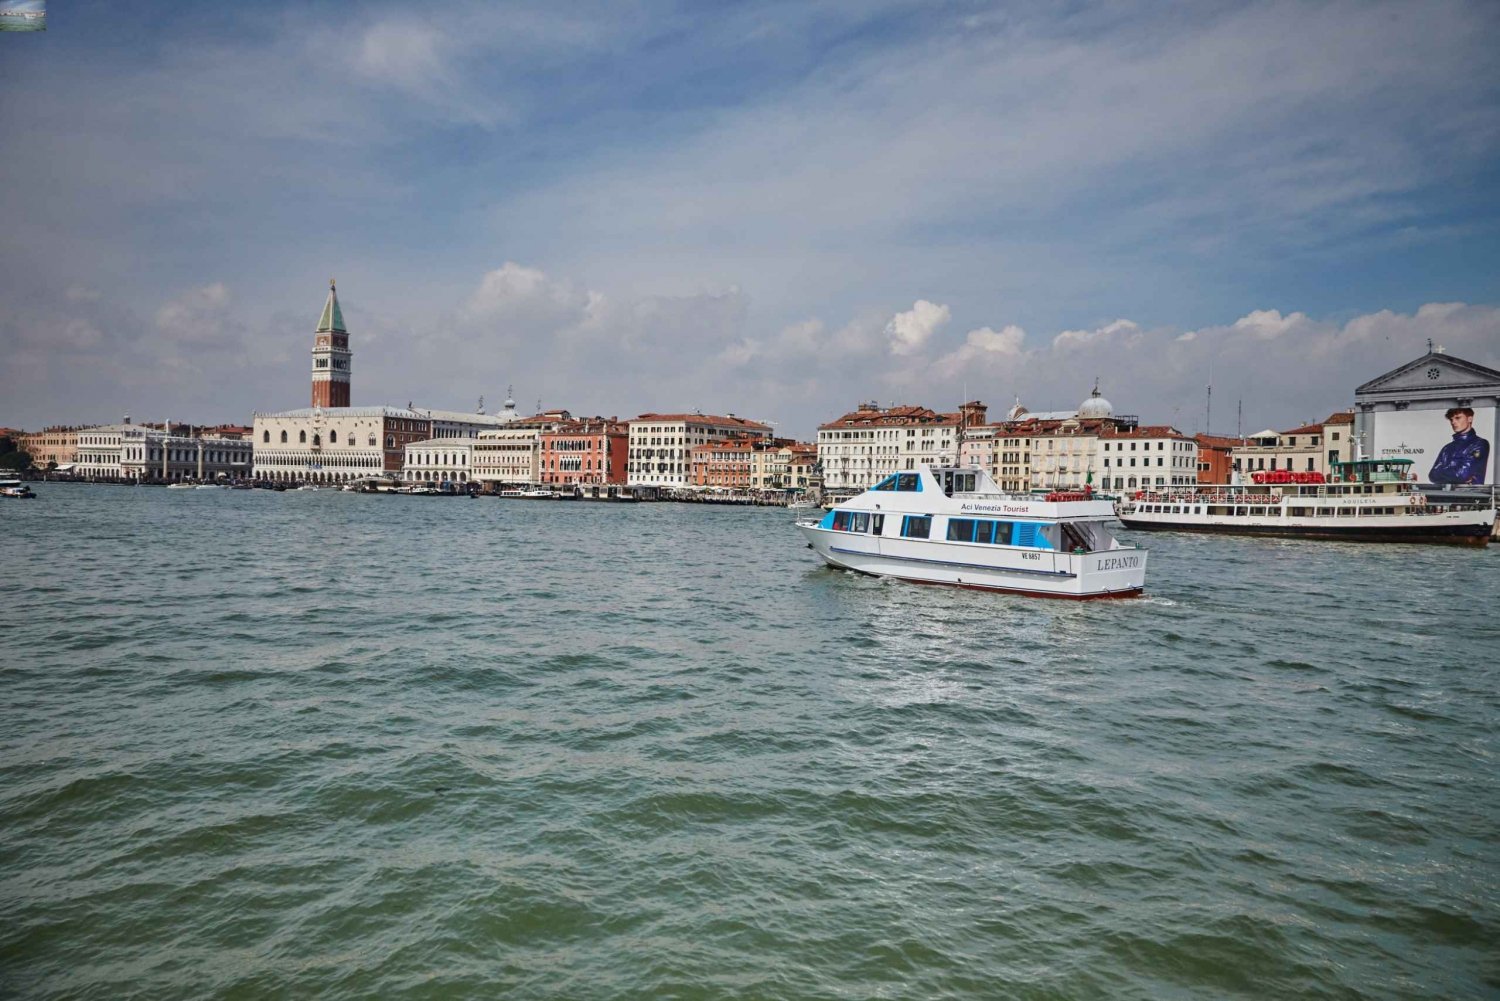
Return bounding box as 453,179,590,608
947,518,976,542
851,512,870,533
993,521,1014,545
896,473,920,492
901,515,932,539
974,520,995,544
872,514,885,536
1011,522,1052,549
831,511,851,531
873,475,898,491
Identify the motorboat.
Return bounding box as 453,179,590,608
797,465,1147,599
1116,458,1495,546
0,477,35,499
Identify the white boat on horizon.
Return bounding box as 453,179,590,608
797,465,1147,599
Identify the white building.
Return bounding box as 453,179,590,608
817,403,981,498
1099,426,1198,491
404,438,475,485
473,428,541,487
253,407,432,485
627,413,772,489
75,423,252,482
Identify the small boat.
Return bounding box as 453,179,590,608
518,488,556,499
166,482,195,490
194,484,223,490
1116,458,1495,546
798,465,1146,599
0,478,36,499
296,484,321,491
787,499,818,511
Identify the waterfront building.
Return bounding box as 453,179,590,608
627,414,772,489
690,436,760,490
403,438,475,485
1355,348,1500,485
786,444,821,494
748,440,805,492
16,426,80,470
472,428,541,488
817,403,981,498
1230,411,1355,479
74,421,252,482
1193,434,1243,484
538,418,628,488
1099,426,1197,491
74,424,131,480
253,407,430,484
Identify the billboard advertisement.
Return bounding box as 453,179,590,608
1372,406,1495,485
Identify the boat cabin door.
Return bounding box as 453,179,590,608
872,513,885,536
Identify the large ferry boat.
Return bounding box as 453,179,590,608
796,465,1147,599
1116,458,1495,546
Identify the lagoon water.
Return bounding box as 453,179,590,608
2,484,1497,999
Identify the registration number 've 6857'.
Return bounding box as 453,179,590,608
1022,552,1041,561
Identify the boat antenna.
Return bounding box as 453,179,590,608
1205,363,1212,435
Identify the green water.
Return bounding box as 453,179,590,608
2,485,1496,999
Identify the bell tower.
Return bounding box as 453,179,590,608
311,278,352,408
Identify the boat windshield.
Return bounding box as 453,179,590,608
1333,458,1414,483
872,473,922,492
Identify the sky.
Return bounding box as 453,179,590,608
2,0,1498,439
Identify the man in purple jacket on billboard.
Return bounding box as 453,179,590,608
1428,407,1490,485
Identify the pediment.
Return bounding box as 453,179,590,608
1356,352,1500,396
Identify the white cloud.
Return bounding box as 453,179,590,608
886,300,950,356
931,324,1027,377
1052,319,1140,350
1231,308,1308,340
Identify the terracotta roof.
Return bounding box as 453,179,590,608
818,404,956,429
1194,434,1244,448
1099,425,1189,440
1280,422,1323,436
1324,411,1354,425
632,413,772,431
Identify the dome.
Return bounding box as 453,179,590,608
1078,381,1113,419
1006,396,1029,420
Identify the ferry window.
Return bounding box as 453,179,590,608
872,514,884,535
993,521,1014,545
831,511,851,531
874,475,897,491
851,513,870,533
974,520,996,544
947,518,976,542
896,473,920,491
901,515,932,539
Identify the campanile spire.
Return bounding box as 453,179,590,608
311,278,352,407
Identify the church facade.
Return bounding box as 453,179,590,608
1354,349,1500,486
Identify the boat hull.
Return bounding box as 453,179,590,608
798,524,1146,599
1118,514,1492,546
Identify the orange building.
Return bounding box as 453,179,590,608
690,436,761,489
538,418,629,486
1194,434,1243,484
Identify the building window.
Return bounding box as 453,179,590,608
330,431,338,444
263,430,270,443
299,431,307,443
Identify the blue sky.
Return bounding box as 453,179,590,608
2,0,1498,437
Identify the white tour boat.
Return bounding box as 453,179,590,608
796,465,1147,599
1116,458,1495,546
